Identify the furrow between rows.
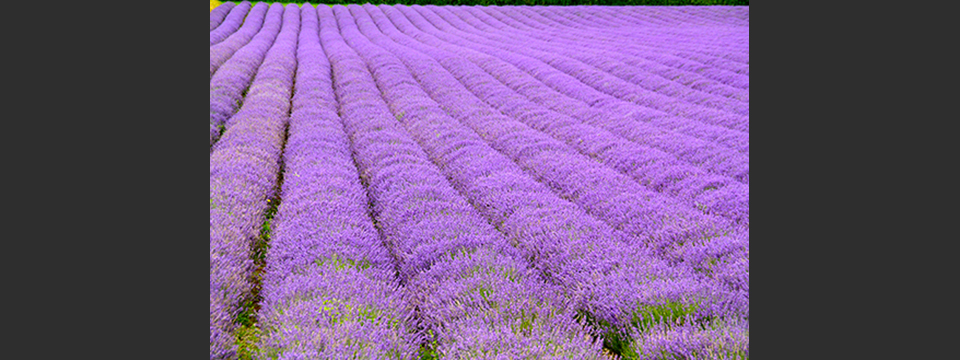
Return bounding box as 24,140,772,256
346,5,747,357
210,1,237,31
208,4,749,359
388,5,750,183
210,2,270,80
320,5,604,357
366,5,749,226
211,1,252,47
209,3,285,150
419,5,750,133
209,4,298,359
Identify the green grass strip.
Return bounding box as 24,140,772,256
233,186,281,359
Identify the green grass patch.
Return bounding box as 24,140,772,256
419,345,440,360
318,298,387,326
255,197,279,263
235,323,262,360
418,329,441,360
578,301,701,358
231,195,280,359
314,253,373,271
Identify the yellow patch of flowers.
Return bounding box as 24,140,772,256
211,0,223,12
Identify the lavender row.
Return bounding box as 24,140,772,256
386,5,749,184
477,7,747,55
505,9,749,146
209,3,284,149
494,7,751,99
464,5,750,154
255,5,417,358
395,6,751,184
469,7,750,91
366,6,747,233
210,1,250,47
557,6,748,30
417,6,750,134
510,6,751,289
209,216,250,360
526,7,751,83
580,9,751,74
210,1,236,32
517,7,749,65
518,14,752,103
471,7,750,118
387,6,749,226
397,6,751,179
560,7,749,64
209,4,298,359
320,5,604,357
469,7,750,113
207,4,748,356
626,317,749,359
353,3,746,346
363,4,747,294
488,5,749,119
210,2,269,79
675,230,749,297
595,7,750,62
482,6,751,107
545,7,748,50
536,6,750,68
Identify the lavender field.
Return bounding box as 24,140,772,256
210,2,748,359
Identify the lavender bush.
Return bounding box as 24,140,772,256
210,2,271,79
210,4,748,359
209,3,284,148
210,1,237,31
209,3,297,358
211,2,252,46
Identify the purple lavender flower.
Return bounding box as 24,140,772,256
209,5,748,358
209,3,284,148
209,3,298,359
210,1,236,32
210,1,252,46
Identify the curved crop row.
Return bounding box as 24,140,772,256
424,5,751,155
209,4,298,359
346,5,746,355
596,7,749,63
469,7,750,119
209,5,748,358
375,6,738,244
210,2,270,79
459,7,750,119
209,3,285,149
567,7,751,72
210,1,252,47
501,7,751,93
363,2,749,288
210,1,236,31
524,7,751,94
391,5,750,183
255,6,417,359
479,6,750,101
626,317,749,359
319,5,604,358
516,7,752,103
419,5,750,134
365,5,748,226
532,7,750,69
